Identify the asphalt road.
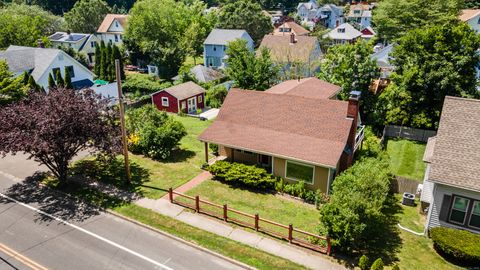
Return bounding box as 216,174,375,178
0,162,245,270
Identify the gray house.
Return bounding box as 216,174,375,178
421,96,480,234
203,29,254,69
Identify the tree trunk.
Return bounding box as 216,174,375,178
57,161,69,187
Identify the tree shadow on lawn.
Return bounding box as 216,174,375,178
1,172,103,223
70,158,151,196
160,148,196,163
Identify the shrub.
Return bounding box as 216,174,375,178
430,227,480,265
206,85,228,108
126,105,186,159
391,265,400,270
319,156,393,252
123,74,172,98
358,255,369,270
207,161,276,189
370,258,384,270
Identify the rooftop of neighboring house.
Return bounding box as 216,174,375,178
204,29,251,46
273,21,310,36
258,34,319,63
371,43,395,69
173,65,225,83
361,26,376,38
0,46,64,79
198,88,354,168
297,0,318,10
97,14,128,34
319,4,344,17
347,3,371,17
324,23,362,40
428,96,480,192
459,9,480,22
266,77,340,99
151,81,205,100
48,32,89,43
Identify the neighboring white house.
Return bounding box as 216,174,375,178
371,43,395,78
48,32,101,65
0,46,94,90
459,9,480,33
97,14,128,46
421,96,480,235
203,29,254,69
323,23,362,45
297,0,319,23
346,3,372,29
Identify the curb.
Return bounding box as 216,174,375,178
106,209,256,270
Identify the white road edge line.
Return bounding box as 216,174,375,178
0,192,175,270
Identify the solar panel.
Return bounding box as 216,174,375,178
50,33,64,41
69,35,86,42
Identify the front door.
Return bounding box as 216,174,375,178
187,97,197,114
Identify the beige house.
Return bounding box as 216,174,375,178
198,78,364,192
97,14,128,46
259,34,322,79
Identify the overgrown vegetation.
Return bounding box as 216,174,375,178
126,105,186,160
205,85,228,108
122,73,172,99
430,227,480,266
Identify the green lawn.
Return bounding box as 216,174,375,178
184,180,321,234
386,138,427,181
71,114,212,199
183,56,204,67
393,196,463,270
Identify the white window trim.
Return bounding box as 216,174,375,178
285,160,315,185
198,95,203,103
449,196,470,225
161,97,169,107
468,201,480,229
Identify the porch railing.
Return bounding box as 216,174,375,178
354,125,365,152
168,188,331,255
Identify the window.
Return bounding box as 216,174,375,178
469,201,480,228
115,21,119,27
285,161,314,184
337,28,345,33
213,46,216,51
65,66,75,78
477,17,480,24
449,196,470,224
198,95,202,103
52,68,60,79
91,41,96,47
115,35,119,42
161,97,169,107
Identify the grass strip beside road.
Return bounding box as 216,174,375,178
113,204,308,270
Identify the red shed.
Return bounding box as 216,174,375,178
151,81,206,114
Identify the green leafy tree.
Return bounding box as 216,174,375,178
48,73,56,89
126,105,187,160
64,0,111,33
0,60,28,105
112,44,125,80
125,0,213,78
319,157,393,253
378,23,480,129
94,44,101,76
58,45,89,68
318,41,379,121
225,39,278,90
373,0,462,41
22,71,29,85
217,0,272,45
65,67,73,89
206,85,228,108
105,44,113,81
0,3,63,48
55,69,64,88
27,75,39,92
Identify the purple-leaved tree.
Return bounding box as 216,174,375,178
0,88,121,185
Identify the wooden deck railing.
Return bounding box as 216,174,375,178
168,188,331,255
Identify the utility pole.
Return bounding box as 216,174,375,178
115,59,131,184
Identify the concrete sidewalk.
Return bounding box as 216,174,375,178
136,197,344,270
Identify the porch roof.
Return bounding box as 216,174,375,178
198,89,353,168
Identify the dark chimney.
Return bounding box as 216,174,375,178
37,39,45,48
347,90,361,122
290,33,296,44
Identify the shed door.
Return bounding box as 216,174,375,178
187,97,197,114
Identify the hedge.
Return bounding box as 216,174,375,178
430,227,480,265
207,161,277,189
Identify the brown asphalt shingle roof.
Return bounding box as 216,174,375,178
274,21,310,36
429,96,480,192
97,14,128,33
152,81,205,101
259,35,319,63
459,9,480,22
266,77,341,99
198,89,353,167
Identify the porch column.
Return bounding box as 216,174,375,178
204,142,209,164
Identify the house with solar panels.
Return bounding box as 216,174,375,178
48,31,101,65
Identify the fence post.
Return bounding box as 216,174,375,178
168,188,173,203
288,224,293,243
223,204,228,222
255,214,259,231
195,196,200,213
326,237,331,256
